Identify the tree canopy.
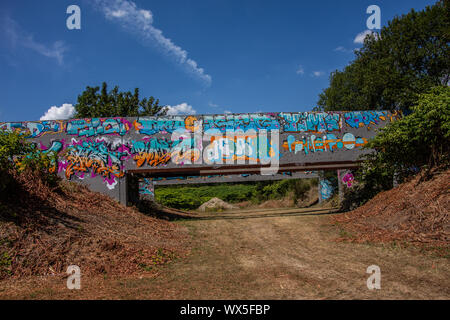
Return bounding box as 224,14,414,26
318,1,449,112
73,82,167,118
340,85,450,210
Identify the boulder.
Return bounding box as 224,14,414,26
198,197,238,212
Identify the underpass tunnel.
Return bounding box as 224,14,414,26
129,170,324,211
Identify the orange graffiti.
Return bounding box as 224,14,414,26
171,149,201,164
184,116,199,132
133,152,172,167
282,137,368,153
65,155,124,180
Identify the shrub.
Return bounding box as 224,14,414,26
0,131,59,195
341,86,450,211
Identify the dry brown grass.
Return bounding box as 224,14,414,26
1,209,448,299
0,171,189,280
333,169,450,249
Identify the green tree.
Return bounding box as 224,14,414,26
73,82,167,118
366,86,450,175
341,86,450,210
318,1,449,112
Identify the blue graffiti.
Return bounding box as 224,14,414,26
320,179,334,200
344,111,387,128
279,112,340,132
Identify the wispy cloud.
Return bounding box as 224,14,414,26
40,104,75,120
2,16,67,65
166,102,196,115
311,71,324,77
296,65,305,75
354,30,375,44
93,0,212,86
334,46,353,53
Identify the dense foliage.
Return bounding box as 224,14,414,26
0,132,58,196
156,179,317,210
74,82,167,118
341,86,450,211
318,1,449,112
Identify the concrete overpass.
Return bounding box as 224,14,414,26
0,110,400,205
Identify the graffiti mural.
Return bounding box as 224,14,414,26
342,170,355,188
0,110,398,203
66,118,131,137
344,111,387,129
0,121,64,138
320,179,334,200
62,139,128,189
282,133,367,155
139,178,154,197
279,112,340,132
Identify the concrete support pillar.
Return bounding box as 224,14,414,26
119,174,128,205
337,169,344,205
318,171,323,204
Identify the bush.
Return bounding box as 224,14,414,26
0,131,59,195
341,86,450,211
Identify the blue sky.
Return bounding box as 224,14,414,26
0,0,437,121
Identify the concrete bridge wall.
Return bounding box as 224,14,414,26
0,111,399,204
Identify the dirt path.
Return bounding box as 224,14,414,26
1,208,449,299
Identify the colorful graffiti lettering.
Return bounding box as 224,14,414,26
344,111,387,129
63,139,127,188
0,111,396,197
283,133,367,155
203,132,278,164
203,114,280,133
66,118,131,137
279,112,340,133
133,117,187,135
0,121,64,138
130,137,178,167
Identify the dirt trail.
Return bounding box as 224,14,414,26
1,208,449,299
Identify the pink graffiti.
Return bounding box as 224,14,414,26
342,171,355,187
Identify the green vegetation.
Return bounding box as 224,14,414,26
341,86,450,210
156,179,317,210
0,132,59,195
318,1,449,112
0,251,12,276
314,1,449,211
73,82,167,118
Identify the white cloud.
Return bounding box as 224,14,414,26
224,110,232,114
2,16,67,65
166,103,196,115
139,9,152,20
296,65,304,75
208,102,219,108
354,30,374,44
312,71,324,77
110,10,127,18
93,0,211,86
334,46,349,53
40,103,75,120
